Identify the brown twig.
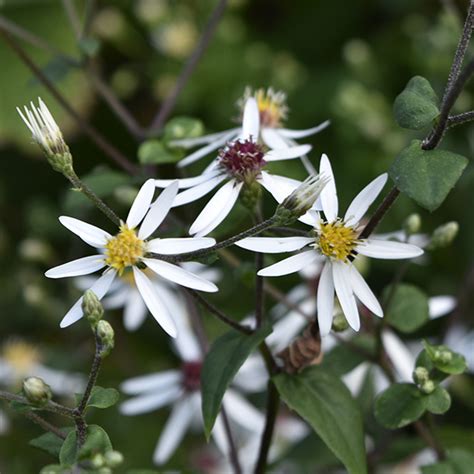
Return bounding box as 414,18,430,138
25,411,67,440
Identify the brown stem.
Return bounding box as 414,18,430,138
221,408,242,474
25,411,67,440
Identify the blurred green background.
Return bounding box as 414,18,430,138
0,0,473,472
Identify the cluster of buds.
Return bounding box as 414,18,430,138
90,450,124,472
23,376,52,406
427,222,459,250
82,290,105,328
413,366,435,394
403,213,421,235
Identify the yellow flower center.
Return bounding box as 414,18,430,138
317,220,359,262
105,225,144,275
254,88,288,128
3,340,41,374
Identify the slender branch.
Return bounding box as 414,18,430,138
25,411,67,440
62,0,82,39
149,0,228,131
0,29,139,175
414,417,446,460
81,0,97,39
447,110,474,128
221,408,242,474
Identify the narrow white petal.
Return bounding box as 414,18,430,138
382,330,415,382
240,97,260,140
429,296,456,319
319,154,338,221
265,144,312,161
278,120,331,138
261,127,289,149
356,239,424,259
267,311,309,353
258,250,319,277
153,397,196,464
170,129,238,148
138,181,179,239
233,355,268,392
60,270,116,328
121,370,181,394
212,415,231,456
189,180,242,236
154,171,220,189
172,174,227,208
133,268,178,337
45,255,105,279
147,237,215,255
236,236,313,253
123,290,148,331
258,171,301,204
332,262,360,331
59,216,111,248
317,262,335,336
349,265,383,317
223,389,265,432
126,179,155,229
344,174,388,226
120,384,183,415
143,258,218,292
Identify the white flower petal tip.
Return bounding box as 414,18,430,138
257,250,319,277
235,236,312,254
241,97,260,139
126,179,156,229
278,120,331,138
58,216,111,248
357,240,424,260
265,144,312,161
45,255,105,279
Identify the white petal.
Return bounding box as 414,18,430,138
154,173,219,189
138,181,179,239
60,270,116,328
319,154,338,221
317,262,335,336
332,262,360,331
278,120,331,138
382,330,415,382
267,310,309,353
236,236,313,253
45,255,105,279
123,290,148,331
133,268,178,337
349,265,383,317
258,171,301,204
120,384,183,416
429,296,457,319
258,250,319,277
126,179,155,229
147,237,215,255
261,128,289,149
265,144,312,161
344,174,387,226
153,396,196,464
172,174,227,207
189,180,242,236
170,129,238,148
59,216,111,248
121,370,181,394
233,355,268,392
240,97,260,140
143,258,218,292
223,389,265,432
356,239,424,259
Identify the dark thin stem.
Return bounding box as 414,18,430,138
254,381,280,474
0,30,138,175
221,408,242,474
25,411,67,440
186,289,252,334
270,226,310,237
62,0,82,38
447,110,474,128
414,417,446,460
81,0,97,39
149,0,228,131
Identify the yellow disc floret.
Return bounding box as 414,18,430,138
105,225,144,275
254,88,288,128
3,339,41,374
316,220,359,262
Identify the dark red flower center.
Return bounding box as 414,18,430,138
182,360,202,391
218,138,266,181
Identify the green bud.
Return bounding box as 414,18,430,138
104,450,124,468
23,377,52,406
413,366,429,384
91,453,105,468
403,213,421,235
433,349,453,364
240,179,261,211
332,312,349,332
97,320,115,357
420,379,436,394
428,222,459,250
47,151,74,176
82,290,104,327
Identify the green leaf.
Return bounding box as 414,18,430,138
9,399,32,413
30,428,74,458
201,325,271,438
422,448,474,474
422,341,467,374
425,386,451,414
164,116,204,141
421,462,454,474
393,76,440,130
59,430,77,465
78,425,113,460
274,366,367,474
374,383,426,429
384,284,429,333
389,140,468,211
138,140,182,165
85,386,120,409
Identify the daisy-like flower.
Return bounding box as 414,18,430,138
45,180,218,337
155,97,315,236
170,87,329,169
120,302,265,465
236,154,424,336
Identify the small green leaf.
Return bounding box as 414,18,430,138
422,448,474,474
424,386,451,414
78,425,113,460
86,386,120,409
59,430,77,465
389,140,468,211
30,428,74,458
393,76,440,130
374,383,426,429
9,399,32,413
422,341,467,374
138,140,182,164
201,325,271,438
421,462,454,474
164,116,204,141
384,284,429,333
274,366,367,474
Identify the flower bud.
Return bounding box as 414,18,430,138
82,290,104,327
332,312,349,332
428,222,459,250
420,379,436,394
413,366,429,384
91,453,105,468
403,213,421,235
97,320,115,357
275,174,328,225
23,376,52,406
433,349,453,364
104,450,124,468
240,180,262,211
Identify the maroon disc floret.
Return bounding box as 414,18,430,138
218,138,266,180
182,360,202,391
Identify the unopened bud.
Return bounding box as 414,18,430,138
403,213,421,235
97,320,114,357
428,222,459,250
82,290,104,327
104,450,124,468
240,180,261,211
275,174,328,225
420,379,436,394
23,377,52,406
332,312,349,332
91,453,105,468
433,349,453,364
413,366,429,384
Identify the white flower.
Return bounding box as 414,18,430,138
169,87,329,170
155,97,315,236
236,154,424,336
120,304,265,465
45,180,218,337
